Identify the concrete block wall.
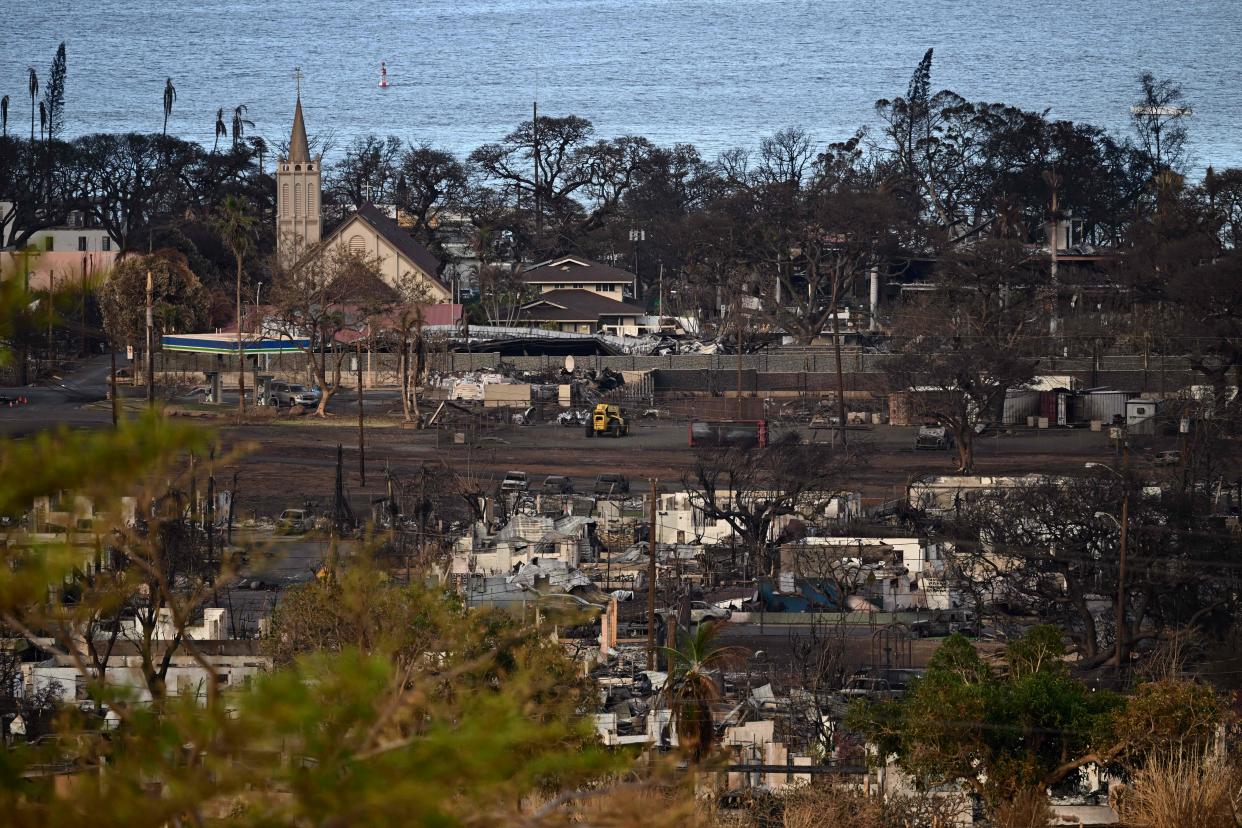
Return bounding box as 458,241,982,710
155,349,1202,395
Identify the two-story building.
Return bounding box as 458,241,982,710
516,256,649,335
0,203,117,289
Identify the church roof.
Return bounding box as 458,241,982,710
329,203,447,291
288,95,310,163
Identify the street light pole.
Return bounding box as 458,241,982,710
145,269,154,408
1087,435,1130,669
1116,441,1130,668
646,478,658,671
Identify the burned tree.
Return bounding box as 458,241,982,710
682,433,860,577
269,246,395,416
886,239,1042,472
940,469,1242,669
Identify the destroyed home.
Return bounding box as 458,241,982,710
4,27,1241,827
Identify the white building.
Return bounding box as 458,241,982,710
780,536,955,611
452,515,595,576
0,202,117,290
653,490,863,547
24,641,270,706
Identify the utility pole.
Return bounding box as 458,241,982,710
80,257,87,356
109,344,119,427
646,478,659,671
1116,437,1130,670
735,294,744,419
145,269,154,408
206,447,216,565
658,260,664,320
356,338,366,486
629,229,644,298
47,272,54,370
1042,169,1063,339
532,100,541,245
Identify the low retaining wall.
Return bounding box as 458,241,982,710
152,349,1202,396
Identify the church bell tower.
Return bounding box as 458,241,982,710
276,70,321,264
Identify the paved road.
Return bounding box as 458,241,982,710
217,530,340,635
0,354,115,436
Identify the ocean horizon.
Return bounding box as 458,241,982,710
5,0,1241,170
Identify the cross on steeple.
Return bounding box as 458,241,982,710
294,66,303,97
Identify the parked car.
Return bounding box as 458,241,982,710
500,471,529,492
541,475,574,495
911,610,978,638
689,601,731,624
915,424,954,450
1153,450,1182,467
276,508,310,534
593,473,630,496
268,382,322,408
839,676,893,699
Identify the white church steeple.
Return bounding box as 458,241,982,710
277,69,321,264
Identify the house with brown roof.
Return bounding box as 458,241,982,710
519,288,649,335
514,255,649,334
521,255,636,300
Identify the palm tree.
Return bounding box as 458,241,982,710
162,78,176,136
27,68,38,141
38,101,46,142
214,196,257,416
230,104,254,148
658,621,740,763
1,95,9,137
213,108,227,152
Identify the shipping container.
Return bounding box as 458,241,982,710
1076,390,1128,425
1003,390,1040,425
1038,391,1069,426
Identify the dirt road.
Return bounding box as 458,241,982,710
207,418,1136,518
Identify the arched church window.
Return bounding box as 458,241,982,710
348,234,367,254
294,184,301,216
307,186,314,215
281,184,289,214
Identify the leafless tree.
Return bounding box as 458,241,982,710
682,433,862,577
269,246,394,416
886,239,1043,472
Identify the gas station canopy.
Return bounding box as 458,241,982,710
161,333,310,354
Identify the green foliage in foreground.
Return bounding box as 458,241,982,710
0,281,625,826
0,611,615,826
846,628,1225,809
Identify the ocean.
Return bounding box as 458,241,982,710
4,0,1242,169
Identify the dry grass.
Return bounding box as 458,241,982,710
1121,751,1240,828
991,787,1053,828
780,784,887,828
